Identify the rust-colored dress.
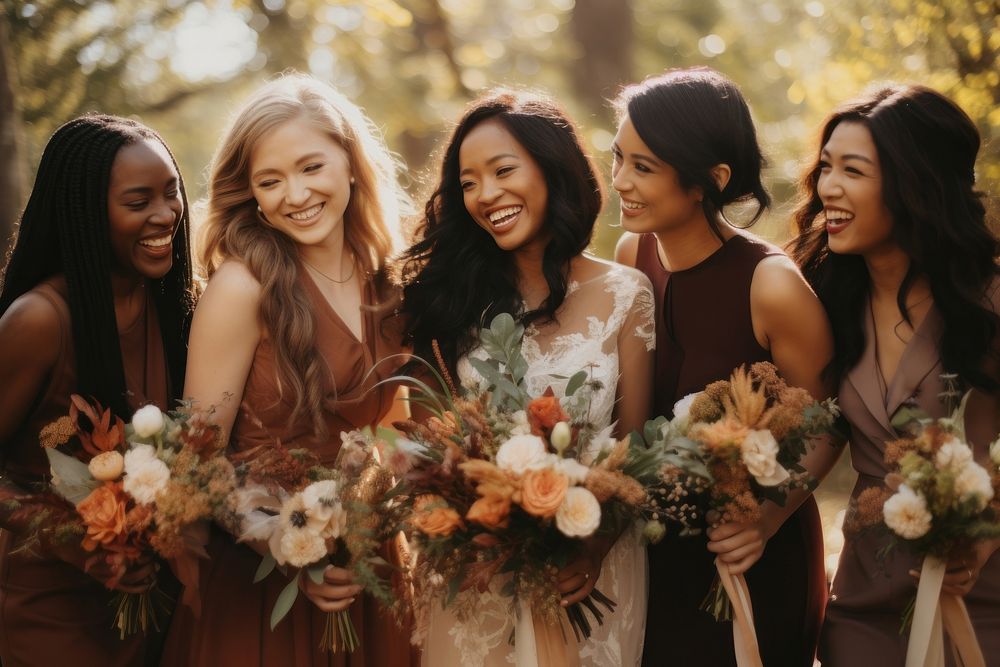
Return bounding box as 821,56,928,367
819,281,1000,667
162,271,418,667
634,233,827,667
0,276,170,667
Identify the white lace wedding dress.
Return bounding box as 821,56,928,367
419,262,656,667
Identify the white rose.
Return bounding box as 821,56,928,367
122,444,170,504
954,461,994,512
740,429,790,487
989,437,1000,467
935,438,974,471
555,458,590,485
555,487,602,538
88,450,125,481
279,527,328,568
495,435,549,474
672,392,700,426
508,410,531,437
883,485,933,539
131,404,165,438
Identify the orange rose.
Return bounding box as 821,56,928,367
527,391,569,437
520,468,568,518
77,482,129,551
466,494,512,529
411,495,464,537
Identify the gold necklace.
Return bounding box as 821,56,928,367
302,255,355,284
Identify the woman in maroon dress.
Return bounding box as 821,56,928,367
611,67,840,666
792,85,1000,666
0,115,195,666
161,74,417,667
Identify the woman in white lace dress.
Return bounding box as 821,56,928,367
400,90,655,666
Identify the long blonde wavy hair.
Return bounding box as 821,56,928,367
201,73,409,437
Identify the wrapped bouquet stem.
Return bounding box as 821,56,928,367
906,556,985,667
714,560,762,667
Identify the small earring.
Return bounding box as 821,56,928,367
256,204,269,225
349,177,355,185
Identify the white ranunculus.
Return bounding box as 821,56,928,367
279,527,328,568
88,450,125,481
954,461,994,512
989,437,1000,467
555,458,591,485
555,486,601,538
495,434,549,474
740,429,790,487
122,444,170,504
883,485,933,539
934,438,974,471
508,410,531,436
131,404,165,438
672,392,700,426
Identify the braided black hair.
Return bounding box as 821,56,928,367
1,114,195,417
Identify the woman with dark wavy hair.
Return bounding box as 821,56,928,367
401,89,655,666
0,114,194,665
612,67,837,666
791,84,1000,665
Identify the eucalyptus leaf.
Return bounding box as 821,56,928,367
253,554,277,583
270,576,301,629
307,562,326,585
44,448,100,505
565,371,588,397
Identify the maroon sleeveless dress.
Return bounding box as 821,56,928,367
0,276,170,667
634,233,826,667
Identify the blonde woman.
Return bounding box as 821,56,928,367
162,74,416,667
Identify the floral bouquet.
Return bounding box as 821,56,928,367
14,396,235,637
227,431,397,653
383,314,661,661
636,363,839,667
845,381,999,667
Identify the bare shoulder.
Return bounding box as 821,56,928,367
0,289,63,367
200,260,263,309
576,254,652,292
751,254,817,309
614,232,641,267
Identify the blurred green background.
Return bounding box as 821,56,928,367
3,0,1000,577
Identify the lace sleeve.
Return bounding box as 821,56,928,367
623,273,656,352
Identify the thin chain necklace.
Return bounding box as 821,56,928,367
302,254,355,284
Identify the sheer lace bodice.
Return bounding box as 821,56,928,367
421,262,655,667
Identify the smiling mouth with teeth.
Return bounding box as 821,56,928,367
487,206,522,226
289,203,324,221
622,200,645,210
139,234,172,248
824,209,853,221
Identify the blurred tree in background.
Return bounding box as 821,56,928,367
3,0,998,252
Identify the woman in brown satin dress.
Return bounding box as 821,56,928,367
611,68,840,666
161,74,417,667
0,115,195,666
791,85,1000,666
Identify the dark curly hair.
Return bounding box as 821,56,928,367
790,84,1000,391
613,66,771,232
1,114,195,417
400,89,603,374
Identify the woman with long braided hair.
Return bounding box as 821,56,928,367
0,114,194,666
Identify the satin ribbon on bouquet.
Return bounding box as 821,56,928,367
514,599,581,667
905,556,985,667
715,559,763,667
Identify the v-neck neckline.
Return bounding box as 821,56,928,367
300,266,368,346
866,294,934,403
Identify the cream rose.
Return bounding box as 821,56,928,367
495,435,549,474
989,437,1000,467
279,527,328,567
954,461,994,512
131,404,165,438
88,450,125,481
122,444,170,504
935,438,974,471
556,458,590,485
740,429,789,487
672,392,699,426
555,486,601,538
883,485,932,539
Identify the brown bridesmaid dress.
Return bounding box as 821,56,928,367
0,276,169,667
634,233,827,667
162,270,419,667
819,280,1000,667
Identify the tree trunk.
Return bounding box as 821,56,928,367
0,8,25,255
569,0,634,123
